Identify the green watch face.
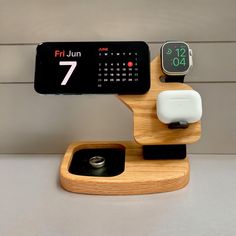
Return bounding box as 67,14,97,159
162,42,190,74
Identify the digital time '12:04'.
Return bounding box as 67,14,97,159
167,46,186,67
162,42,190,74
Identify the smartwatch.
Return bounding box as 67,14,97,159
160,41,193,83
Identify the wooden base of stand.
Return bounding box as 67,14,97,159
59,55,200,195
60,142,190,195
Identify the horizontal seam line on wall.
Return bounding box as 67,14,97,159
187,81,236,84
149,40,236,44
1,40,236,46
0,82,33,84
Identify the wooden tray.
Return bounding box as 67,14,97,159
60,142,189,195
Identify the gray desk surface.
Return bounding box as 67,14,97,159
0,154,236,236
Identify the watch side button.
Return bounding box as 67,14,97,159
189,49,193,67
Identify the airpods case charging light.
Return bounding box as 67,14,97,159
156,90,202,124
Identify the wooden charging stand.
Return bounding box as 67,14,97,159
60,56,201,195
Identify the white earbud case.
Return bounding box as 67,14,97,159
157,90,202,124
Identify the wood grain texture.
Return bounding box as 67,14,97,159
118,56,201,145
0,0,235,43
60,141,190,195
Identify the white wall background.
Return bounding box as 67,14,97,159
0,0,236,153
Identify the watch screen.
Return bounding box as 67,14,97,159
162,42,189,73
34,42,150,94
